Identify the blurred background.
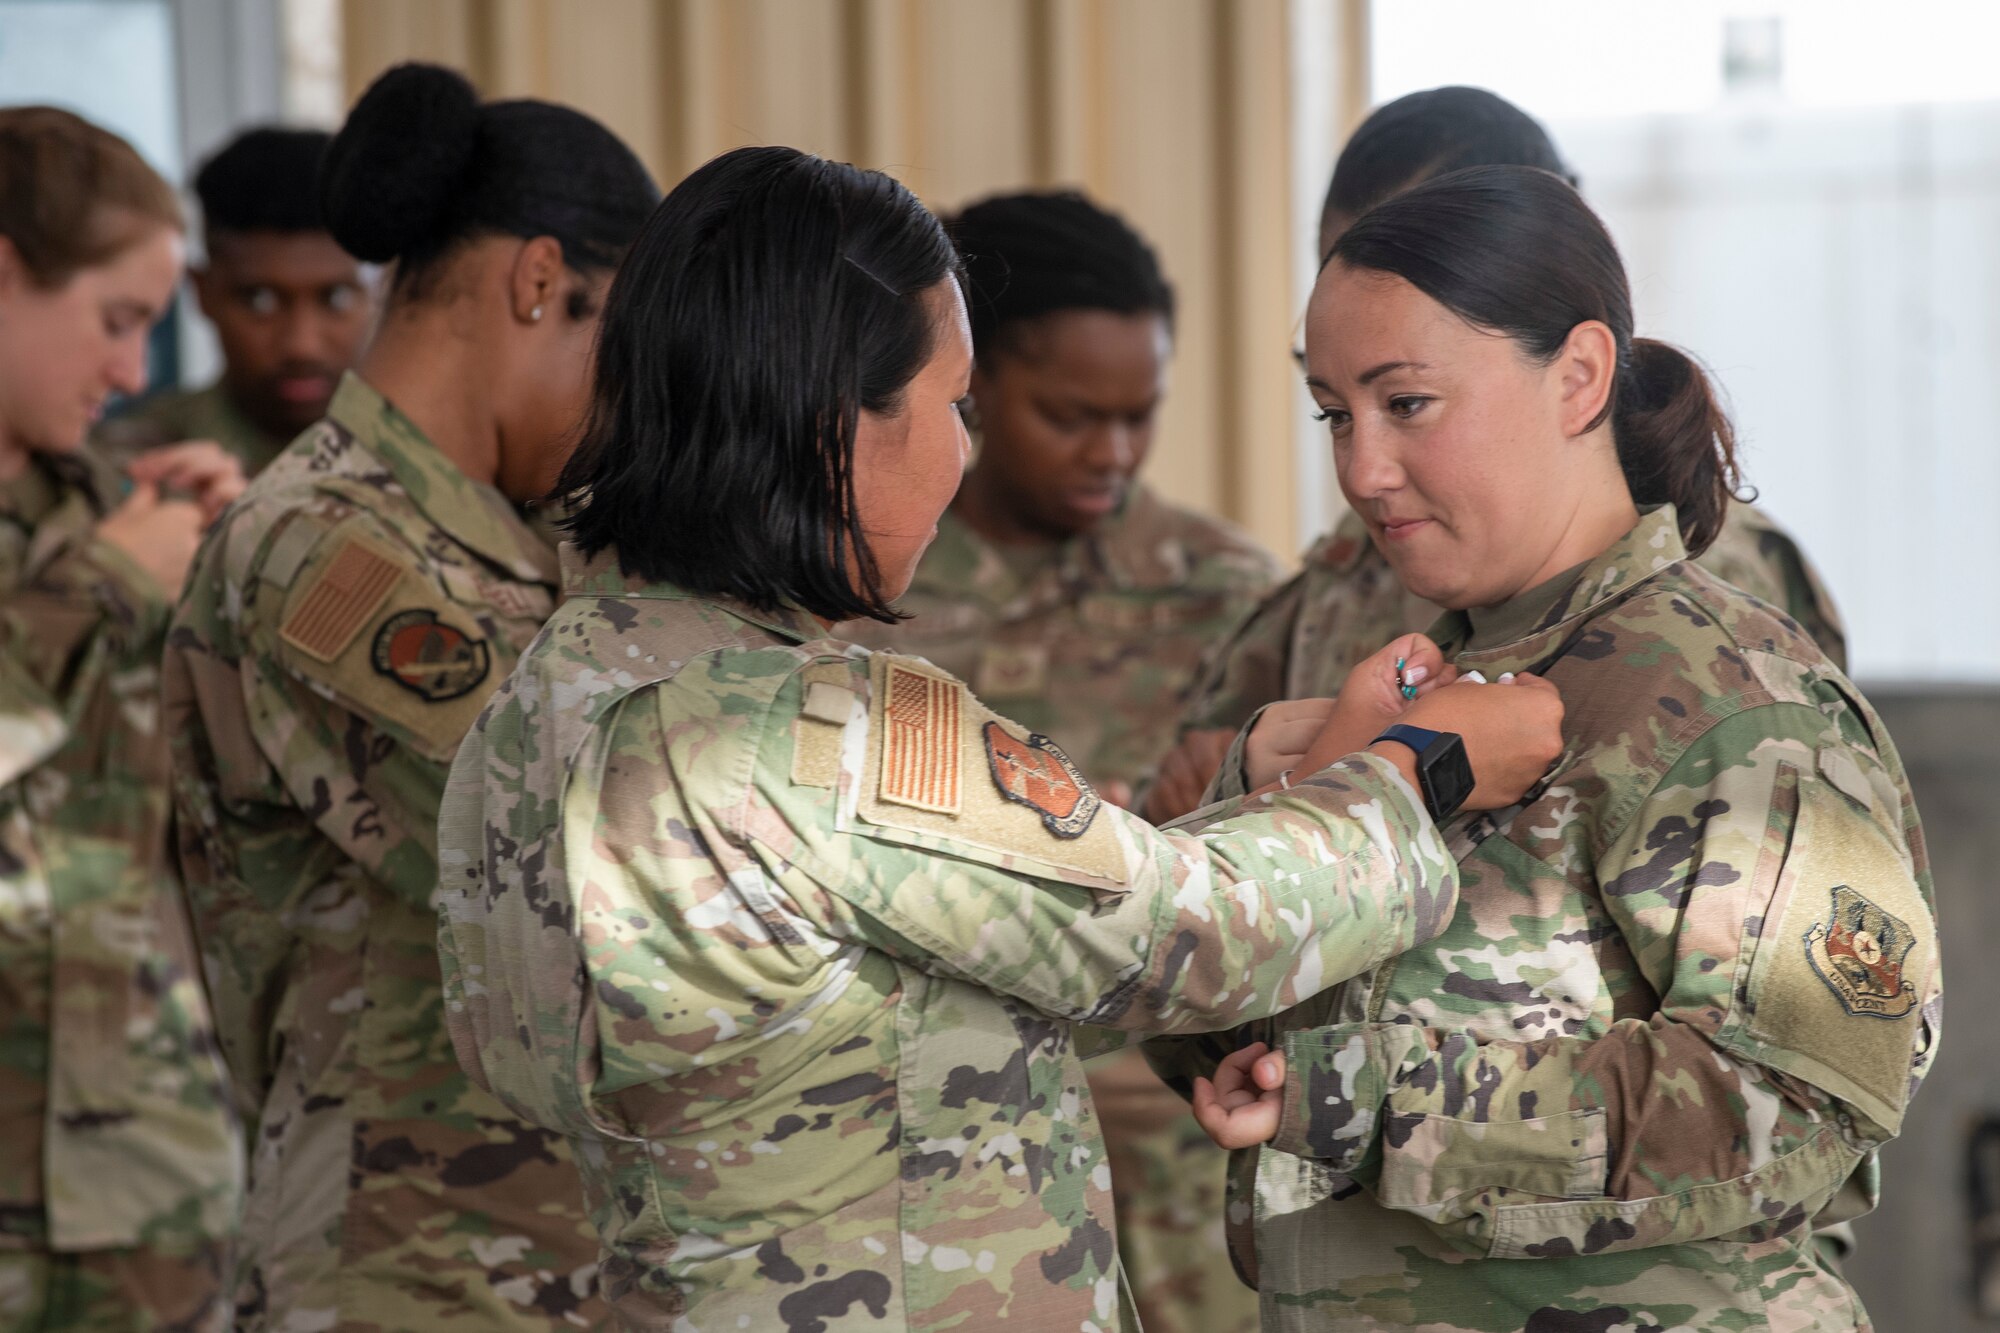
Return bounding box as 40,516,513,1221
4,0,1993,1323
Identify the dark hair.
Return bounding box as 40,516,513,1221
1330,165,1740,556
319,63,657,295
946,190,1173,363
1323,86,1573,246
557,146,961,623
195,127,332,237
0,106,182,288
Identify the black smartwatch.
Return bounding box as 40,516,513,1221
1370,723,1474,822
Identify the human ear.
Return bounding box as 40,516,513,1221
1556,319,1617,439
507,236,566,325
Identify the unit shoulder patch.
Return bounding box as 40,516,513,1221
983,721,1098,839
1804,884,1919,1019
371,607,492,702
279,538,401,662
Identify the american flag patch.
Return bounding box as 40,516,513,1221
879,662,964,815
279,540,401,662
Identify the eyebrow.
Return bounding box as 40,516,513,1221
1358,359,1430,385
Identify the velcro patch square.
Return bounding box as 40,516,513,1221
280,540,401,662
879,662,964,815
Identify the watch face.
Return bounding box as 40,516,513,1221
1421,733,1475,820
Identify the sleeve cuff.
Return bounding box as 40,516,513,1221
1271,1022,1425,1165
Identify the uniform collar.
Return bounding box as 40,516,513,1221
927,483,1191,608
326,372,557,586
1428,505,1687,677
184,382,291,471
557,542,824,643
0,450,119,525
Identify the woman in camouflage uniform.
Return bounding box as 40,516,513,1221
163,66,657,1332
1149,86,1846,824
1169,167,1936,1332
433,145,1568,1332
0,108,247,1331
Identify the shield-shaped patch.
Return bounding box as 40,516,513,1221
983,721,1099,839
1804,883,1919,1019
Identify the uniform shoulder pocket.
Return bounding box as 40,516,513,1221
841,652,1134,890
1719,758,1934,1134
270,517,499,765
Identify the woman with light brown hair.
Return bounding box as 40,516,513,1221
0,107,246,1330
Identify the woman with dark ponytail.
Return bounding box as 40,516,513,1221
1154,85,1846,824
163,63,657,1331
1174,166,1938,1331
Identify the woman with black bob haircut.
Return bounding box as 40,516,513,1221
165,63,656,1331
1180,165,1936,1332
435,145,1565,1329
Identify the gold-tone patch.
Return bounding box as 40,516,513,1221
879,662,964,815
279,540,401,663
1804,885,1919,1019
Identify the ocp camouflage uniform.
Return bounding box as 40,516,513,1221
1150,505,1937,1332
163,374,603,1331
434,547,1459,1332
0,452,241,1332
843,487,1277,1333
96,381,293,478
1180,499,1847,742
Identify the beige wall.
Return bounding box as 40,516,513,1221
341,0,1310,558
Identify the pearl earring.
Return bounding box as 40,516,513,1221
530,304,544,322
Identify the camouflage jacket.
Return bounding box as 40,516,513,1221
0,452,242,1254
163,374,602,1329
1151,505,1937,1332
96,381,293,478
1180,500,1847,739
434,549,1460,1332
845,486,1277,789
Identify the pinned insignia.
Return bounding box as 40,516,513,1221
983,721,1098,839
878,663,964,814
370,609,492,702
1804,884,1919,1019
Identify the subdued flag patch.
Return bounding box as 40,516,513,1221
280,539,401,662
879,662,964,815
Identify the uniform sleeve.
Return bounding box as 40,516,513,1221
168,510,489,1107
1264,702,1939,1258
760,655,1461,1039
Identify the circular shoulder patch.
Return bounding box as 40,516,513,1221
370,608,492,701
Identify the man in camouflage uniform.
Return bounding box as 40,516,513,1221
434,545,1471,1332
0,450,241,1331
1153,505,1936,1331
164,375,603,1330
96,128,373,478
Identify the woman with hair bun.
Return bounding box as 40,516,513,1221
0,105,244,1333
164,63,658,1331
1171,166,1938,1331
